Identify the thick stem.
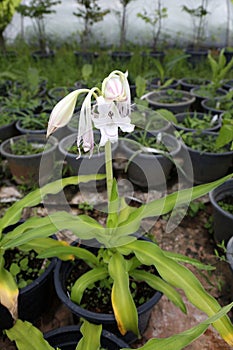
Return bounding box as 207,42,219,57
105,140,113,211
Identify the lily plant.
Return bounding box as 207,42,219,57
1,70,233,349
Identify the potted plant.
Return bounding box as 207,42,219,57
146,53,189,90
173,111,221,132
190,49,233,111
201,90,233,115
179,77,211,92
209,179,233,244
120,130,181,189
15,110,49,135
0,134,58,185
179,131,233,184
142,88,196,113
16,0,61,60
137,0,168,60
182,1,210,66
0,223,57,331
73,0,110,63
28,69,233,347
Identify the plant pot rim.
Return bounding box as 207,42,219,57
44,324,130,348
209,179,233,220
0,134,58,159
173,112,222,132
15,120,46,134
183,131,233,155
190,86,227,98
58,133,118,158
144,89,195,107
121,131,181,159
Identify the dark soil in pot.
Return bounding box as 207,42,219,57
144,89,195,113
0,245,56,331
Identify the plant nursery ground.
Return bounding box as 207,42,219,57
0,169,232,349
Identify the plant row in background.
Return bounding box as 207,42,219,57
2,1,233,57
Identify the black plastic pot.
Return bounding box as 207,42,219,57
222,79,233,91
54,242,162,344
15,119,46,135
74,51,99,63
147,77,179,90
141,50,165,62
58,133,118,186
31,50,55,61
190,87,227,112
144,89,195,113
209,179,233,243
121,131,181,189
0,121,19,142
201,97,230,116
173,112,221,133
0,134,58,185
182,131,233,184
223,49,233,65
179,78,211,92
15,118,69,141
0,223,57,331
44,325,129,350
111,51,133,62
184,48,208,67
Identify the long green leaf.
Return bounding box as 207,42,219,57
114,174,233,238
1,211,105,249
121,302,233,350
5,320,54,350
108,252,139,337
130,270,186,313
0,257,18,320
164,251,215,271
71,267,108,304
0,174,105,235
127,240,233,345
76,320,102,350
38,245,98,267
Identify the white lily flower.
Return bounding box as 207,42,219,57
47,89,89,137
46,70,134,157
77,88,99,157
93,96,134,147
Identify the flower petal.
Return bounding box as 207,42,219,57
47,90,81,137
